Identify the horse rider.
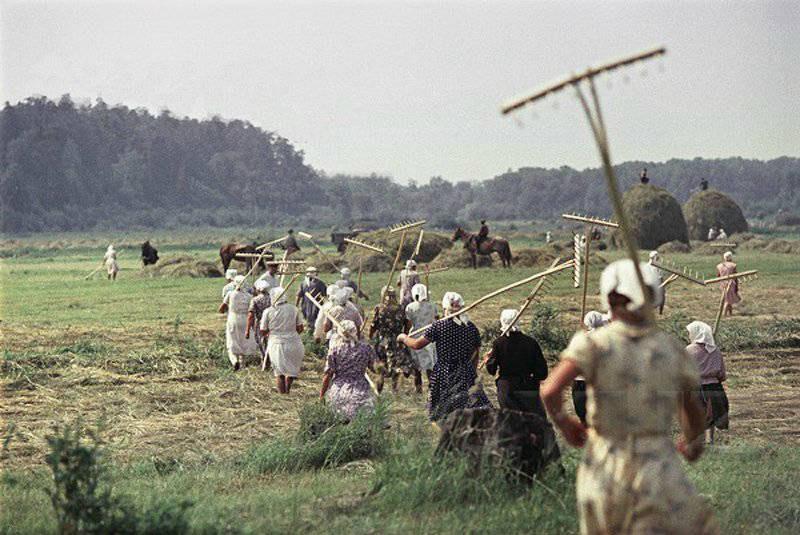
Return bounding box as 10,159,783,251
472,220,489,250
283,229,301,256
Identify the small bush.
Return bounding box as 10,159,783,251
302,331,327,360
245,401,389,473
527,304,572,355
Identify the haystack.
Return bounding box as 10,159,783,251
614,184,689,249
336,230,453,273
142,256,222,278
428,247,494,268
657,240,691,254
683,190,748,241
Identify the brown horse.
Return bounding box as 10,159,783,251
219,243,273,273
452,228,513,268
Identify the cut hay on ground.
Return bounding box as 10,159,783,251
613,184,689,249
683,190,749,241
141,256,222,278
657,240,691,254
428,247,494,268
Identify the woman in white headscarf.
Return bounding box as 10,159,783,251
541,260,716,535
103,245,119,281
219,275,259,370
246,279,272,358
686,320,728,444
319,320,377,421
397,259,420,308
260,286,305,394
716,251,741,316
397,291,491,420
648,250,667,314
324,288,364,350
314,285,340,344
482,309,548,416
571,310,609,424
404,283,437,392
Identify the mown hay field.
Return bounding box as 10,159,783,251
2,230,799,534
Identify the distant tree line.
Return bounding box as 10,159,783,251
1,95,798,233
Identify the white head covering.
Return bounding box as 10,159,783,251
340,267,351,278
335,279,348,288
342,286,355,300
332,288,348,306
686,320,717,353
583,310,607,331
225,268,238,281
599,259,663,312
326,285,338,298
254,279,269,293
337,319,358,347
233,274,245,286
269,286,287,305
411,283,428,302
107,244,115,253
500,309,519,334
723,251,733,261
441,291,468,324
649,250,660,262
405,259,417,269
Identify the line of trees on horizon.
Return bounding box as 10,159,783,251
1,95,798,233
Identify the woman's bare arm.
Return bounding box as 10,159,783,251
541,360,587,448
319,371,332,400
397,333,430,350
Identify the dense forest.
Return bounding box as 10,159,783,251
2,96,798,233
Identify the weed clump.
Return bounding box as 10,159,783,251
527,304,572,356
245,401,389,473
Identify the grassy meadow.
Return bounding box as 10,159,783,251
2,227,799,534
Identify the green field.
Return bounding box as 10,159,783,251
2,229,799,534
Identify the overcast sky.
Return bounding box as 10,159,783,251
2,0,797,183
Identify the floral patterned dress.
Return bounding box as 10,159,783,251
370,303,415,377
325,342,376,420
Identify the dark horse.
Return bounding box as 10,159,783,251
219,243,273,273
452,228,513,268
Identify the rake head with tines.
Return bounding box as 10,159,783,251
561,213,620,228
573,234,583,288
342,238,387,255
650,260,705,286
389,220,426,234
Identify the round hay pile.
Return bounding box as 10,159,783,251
683,190,748,241
428,247,494,268
657,240,691,254
142,256,222,278
512,248,558,267
614,184,689,249
337,230,453,273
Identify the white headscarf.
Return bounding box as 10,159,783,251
442,291,468,324
649,250,660,263
411,283,428,302
326,285,338,298
107,244,115,253
583,310,607,331
233,274,245,285
305,266,318,284
500,309,519,334
686,320,717,353
225,268,238,281
335,279,348,288
599,259,663,312
723,251,733,261
337,319,358,347
342,286,355,300
269,286,287,305
405,259,417,269
340,267,351,279
254,279,269,293
332,288,349,306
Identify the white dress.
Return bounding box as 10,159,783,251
260,303,305,377
103,251,118,275
405,300,437,371
223,290,259,362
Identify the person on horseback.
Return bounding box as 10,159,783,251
471,220,489,250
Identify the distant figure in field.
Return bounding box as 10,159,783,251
483,309,549,417
296,266,327,328
700,178,709,191
140,240,159,266
314,285,340,345
685,321,729,444
324,288,364,351
397,259,420,307
283,229,301,256
545,231,552,244
717,228,728,240
319,320,377,421
219,275,259,371
335,267,368,300
221,269,238,299
256,262,279,289
707,226,719,241
245,279,272,362
476,219,489,247
649,250,666,314
261,286,305,394
103,245,119,281
716,251,741,316
639,167,649,184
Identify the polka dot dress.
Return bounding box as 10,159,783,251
424,318,491,421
